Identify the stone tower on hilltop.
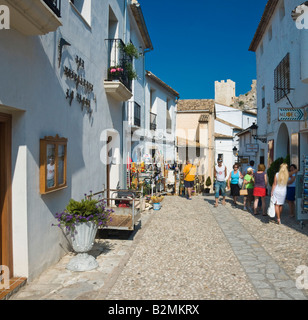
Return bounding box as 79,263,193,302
215,79,256,110
215,79,236,106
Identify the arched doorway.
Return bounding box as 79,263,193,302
276,123,290,159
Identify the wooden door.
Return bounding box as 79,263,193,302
0,113,13,277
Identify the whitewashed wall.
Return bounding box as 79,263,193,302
0,0,146,281
144,75,177,163
254,0,308,167
215,103,257,174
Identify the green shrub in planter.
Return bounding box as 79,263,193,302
267,154,290,186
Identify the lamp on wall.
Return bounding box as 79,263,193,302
250,123,267,143
233,146,238,156
233,146,239,164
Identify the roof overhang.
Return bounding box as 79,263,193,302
146,71,180,98
249,0,279,52
130,1,153,51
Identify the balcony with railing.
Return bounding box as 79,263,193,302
104,39,134,101
150,112,157,131
4,0,62,36
128,101,141,129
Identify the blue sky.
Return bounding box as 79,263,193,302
139,0,268,100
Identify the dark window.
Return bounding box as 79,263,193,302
274,53,290,103
43,0,61,17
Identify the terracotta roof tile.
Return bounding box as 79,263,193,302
177,99,215,113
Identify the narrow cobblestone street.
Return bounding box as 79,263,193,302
10,195,308,300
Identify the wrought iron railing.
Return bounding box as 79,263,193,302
43,0,61,17
105,39,133,92
150,112,157,131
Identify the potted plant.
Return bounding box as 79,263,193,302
151,195,164,210
108,66,124,81
53,194,112,271
205,176,212,193
120,42,140,59
120,42,140,82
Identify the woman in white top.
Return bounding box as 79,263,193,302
271,163,289,224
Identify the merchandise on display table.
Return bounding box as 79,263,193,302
300,156,308,224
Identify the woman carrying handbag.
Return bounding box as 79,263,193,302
271,163,289,224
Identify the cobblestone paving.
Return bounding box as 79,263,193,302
104,196,258,300
10,195,308,300
221,196,308,299
209,197,307,300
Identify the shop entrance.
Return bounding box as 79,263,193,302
0,112,13,278
276,123,290,159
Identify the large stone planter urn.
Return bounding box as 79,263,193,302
66,221,99,272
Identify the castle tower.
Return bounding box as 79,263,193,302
215,79,236,106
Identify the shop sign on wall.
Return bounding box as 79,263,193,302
246,143,259,153
59,37,95,117
278,107,308,121
64,56,94,116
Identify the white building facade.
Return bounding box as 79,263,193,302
215,103,257,174
249,0,308,170
131,71,179,165
0,0,152,281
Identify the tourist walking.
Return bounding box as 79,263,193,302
253,164,268,216
271,163,289,224
286,164,298,218
243,167,254,212
183,160,196,200
245,160,256,175
214,158,227,207
227,164,243,206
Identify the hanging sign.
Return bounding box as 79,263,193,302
278,107,307,121
246,144,259,153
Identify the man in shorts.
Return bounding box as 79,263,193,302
214,158,227,207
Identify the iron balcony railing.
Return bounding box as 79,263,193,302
150,112,157,131
43,0,61,17
106,39,133,92
128,101,141,127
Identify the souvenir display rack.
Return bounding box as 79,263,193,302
302,155,308,221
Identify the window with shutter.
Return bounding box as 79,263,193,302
274,53,290,103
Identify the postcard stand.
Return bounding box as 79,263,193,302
299,156,308,228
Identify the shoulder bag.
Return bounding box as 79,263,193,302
240,179,248,196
